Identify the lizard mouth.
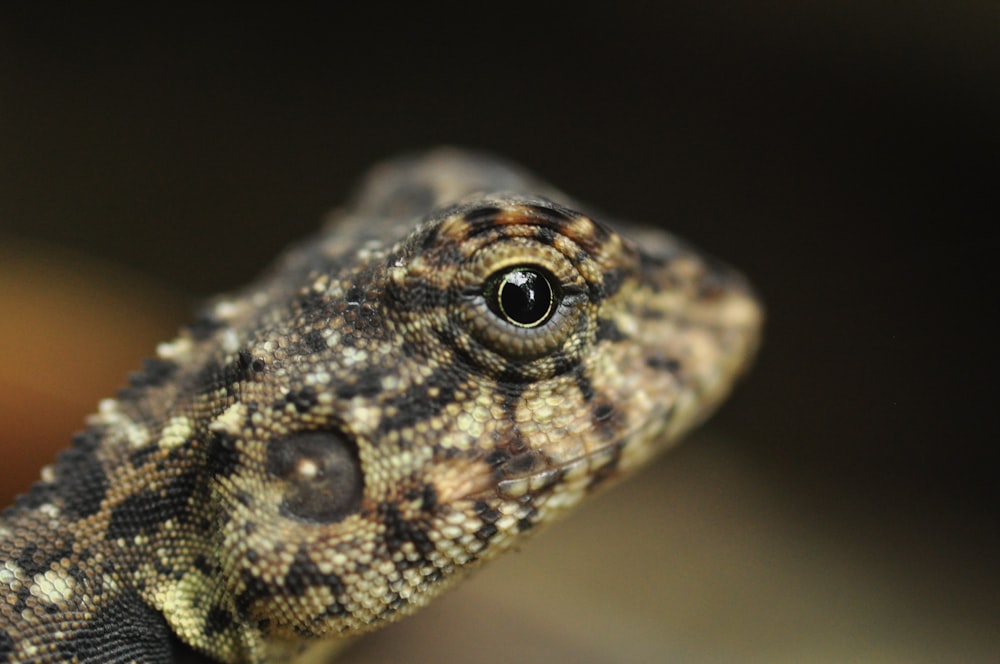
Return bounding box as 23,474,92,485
457,440,626,502
496,446,620,498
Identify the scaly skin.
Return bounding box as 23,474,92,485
0,149,762,663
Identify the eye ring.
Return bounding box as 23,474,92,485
485,265,560,328
444,230,593,368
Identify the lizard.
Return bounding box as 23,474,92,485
0,148,762,664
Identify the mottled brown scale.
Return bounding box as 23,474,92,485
0,149,762,663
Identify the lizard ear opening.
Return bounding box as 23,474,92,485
266,430,364,524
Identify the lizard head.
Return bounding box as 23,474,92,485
151,152,762,660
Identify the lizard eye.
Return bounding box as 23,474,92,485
266,430,363,524
458,253,589,365
484,265,560,328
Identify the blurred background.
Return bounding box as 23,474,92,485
1,3,996,662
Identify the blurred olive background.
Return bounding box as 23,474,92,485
1,3,996,662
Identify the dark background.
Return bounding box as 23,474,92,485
1,3,996,661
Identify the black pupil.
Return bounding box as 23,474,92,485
494,267,554,327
